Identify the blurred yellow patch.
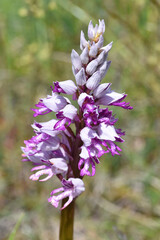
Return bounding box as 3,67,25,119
135,0,145,7
18,8,28,17
25,0,32,4
28,43,38,54
18,54,33,66
48,1,57,10
147,56,158,66
38,47,50,61
34,9,45,18
146,22,156,32
155,43,160,52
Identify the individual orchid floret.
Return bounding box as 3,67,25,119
80,31,88,50
57,104,78,120
32,119,61,137
97,19,105,36
79,142,107,176
80,124,120,147
88,21,96,40
97,122,121,141
41,92,69,112
55,104,78,131
98,60,111,78
85,61,111,90
88,19,105,42
95,34,104,49
30,158,68,182
48,178,85,209
86,59,99,75
36,137,60,152
95,86,133,110
75,68,86,86
21,145,51,164
80,46,89,65
78,93,94,108
23,135,60,155
93,83,111,98
89,42,98,58
86,70,103,90
32,93,69,117
53,80,77,95
71,49,82,75
31,100,52,117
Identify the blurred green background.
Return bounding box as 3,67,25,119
0,0,160,239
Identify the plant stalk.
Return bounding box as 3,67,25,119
59,198,75,240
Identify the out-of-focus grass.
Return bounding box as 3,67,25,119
0,0,160,239
8,213,24,240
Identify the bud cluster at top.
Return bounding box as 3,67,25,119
22,20,132,209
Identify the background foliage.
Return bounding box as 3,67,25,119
0,0,159,239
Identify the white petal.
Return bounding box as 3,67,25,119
68,178,85,197
32,119,57,131
89,42,98,58
98,61,111,78
80,146,89,159
80,31,88,50
75,68,86,86
88,20,94,39
78,93,93,107
59,80,77,95
96,90,124,105
96,50,107,65
86,59,98,75
100,41,113,53
49,158,68,174
97,19,105,34
80,46,89,65
32,119,61,137
95,35,104,49
80,127,98,146
93,83,111,98
37,137,60,151
42,93,67,112
86,71,102,90
71,49,82,71
62,104,77,119
98,123,119,141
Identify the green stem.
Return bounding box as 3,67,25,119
59,199,75,240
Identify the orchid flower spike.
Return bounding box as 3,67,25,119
22,19,132,209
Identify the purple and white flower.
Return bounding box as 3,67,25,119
22,19,132,209
48,178,85,209
30,158,68,182
53,80,77,95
